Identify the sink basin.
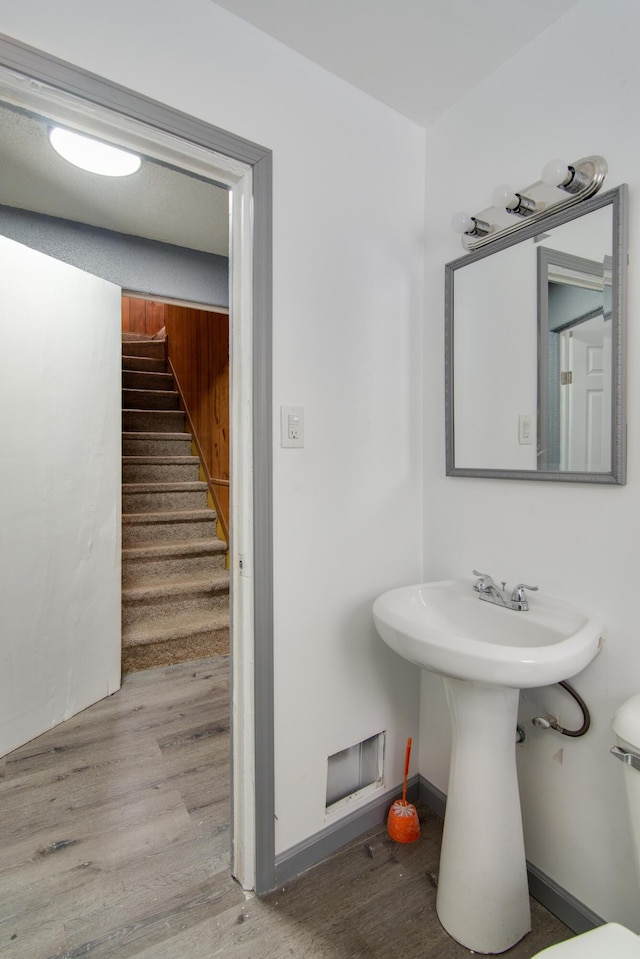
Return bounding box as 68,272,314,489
373,578,604,688
373,578,605,954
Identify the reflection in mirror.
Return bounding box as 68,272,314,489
445,185,627,484
538,247,612,473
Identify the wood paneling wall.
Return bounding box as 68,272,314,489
164,305,230,538
122,296,167,336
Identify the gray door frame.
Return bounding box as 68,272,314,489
0,33,275,895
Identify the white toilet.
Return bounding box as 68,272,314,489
533,694,640,957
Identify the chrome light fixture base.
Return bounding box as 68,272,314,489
456,155,607,251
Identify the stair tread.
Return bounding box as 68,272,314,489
122,608,229,647
123,408,184,414
122,431,192,441
122,509,216,525
123,539,226,560
122,456,200,465
124,366,173,379
122,570,229,601
123,388,180,398
122,481,208,493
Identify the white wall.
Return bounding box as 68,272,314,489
0,0,426,854
0,237,121,755
422,0,640,929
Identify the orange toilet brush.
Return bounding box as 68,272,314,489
387,737,421,843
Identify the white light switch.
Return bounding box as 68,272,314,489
281,405,304,448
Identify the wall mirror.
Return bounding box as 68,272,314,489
445,185,628,483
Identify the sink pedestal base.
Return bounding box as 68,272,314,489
436,678,531,954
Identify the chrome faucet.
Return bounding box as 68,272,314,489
472,570,538,612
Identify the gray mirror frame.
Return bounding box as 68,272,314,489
445,184,628,484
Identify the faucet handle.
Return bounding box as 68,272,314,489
472,569,495,591
510,583,538,608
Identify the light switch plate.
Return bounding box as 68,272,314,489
518,413,533,445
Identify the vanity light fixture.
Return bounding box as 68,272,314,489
452,154,608,250
48,126,142,177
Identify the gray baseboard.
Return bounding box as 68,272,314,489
418,775,604,935
418,775,447,818
274,776,420,886
274,772,604,935
526,864,605,935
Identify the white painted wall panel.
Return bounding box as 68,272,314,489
0,0,425,853
422,0,640,931
0,237,121,756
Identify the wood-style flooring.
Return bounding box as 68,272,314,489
0,658,574,958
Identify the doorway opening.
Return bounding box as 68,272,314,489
0,37,275,894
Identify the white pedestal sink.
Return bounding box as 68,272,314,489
373,579,604,955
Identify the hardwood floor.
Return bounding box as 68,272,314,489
0,659,573,958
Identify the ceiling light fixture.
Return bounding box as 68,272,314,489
48,127,142,177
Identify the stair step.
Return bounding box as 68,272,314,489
122,456,201,484
123,538,226,561
122,572,229,626
122,509,218,546
123,409,186,433
122,538,227,586
121,609,229,672
123,354,166,373
122,432,193,457
122,370,175,392
122,340,166,359
123,388,180,411
122,481,208,512
120,337,229,673
122,607,229,648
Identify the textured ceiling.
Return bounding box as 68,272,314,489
0,103,230,256
212,0,582,126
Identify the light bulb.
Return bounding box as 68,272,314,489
451,211,475,234
49,127,142,177
492,184,520,210
542,158,570,188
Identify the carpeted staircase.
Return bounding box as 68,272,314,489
121,335,230,672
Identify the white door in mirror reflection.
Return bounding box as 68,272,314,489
559,319,611,472
539,243,612,474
